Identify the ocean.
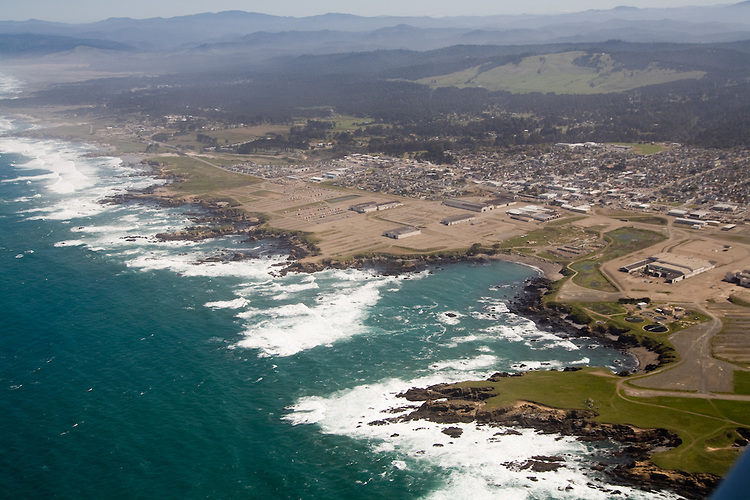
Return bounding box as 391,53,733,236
0,85,676,498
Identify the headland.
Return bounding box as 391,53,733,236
4,103,750,498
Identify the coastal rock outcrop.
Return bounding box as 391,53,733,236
392,382,719,499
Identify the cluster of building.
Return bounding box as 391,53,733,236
666,208,739,230
215,142,748,227
620,253,715,283
441,195,516,213
349,200,403,213
506,204,561,223
726,270,750,288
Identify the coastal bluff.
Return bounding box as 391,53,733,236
393,378,720,499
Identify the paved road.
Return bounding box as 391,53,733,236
626,307,742,398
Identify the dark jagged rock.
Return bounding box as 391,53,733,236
516,456,566,472
397,384,494,402
393,383,719,499
612,461,719,499
441,427,464,438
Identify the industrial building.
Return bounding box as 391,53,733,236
620,253,714,283
442,214,476,226
674,218,707,229
350,202,378,213
383,227,421,239
726,270,750,288
350,200,403,213
506,205,560,221
442,198,495,212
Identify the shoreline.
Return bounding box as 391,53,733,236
104,157,656,374
394,380,720,499
6,122,708,494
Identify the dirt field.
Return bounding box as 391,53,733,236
224,178,526,259
709,300,750,368
223,180,750,389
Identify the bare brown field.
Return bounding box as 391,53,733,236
222,178,528,260
710,301,750,368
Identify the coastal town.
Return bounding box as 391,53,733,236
219,142,750,221
7,5,750,499
7,107,750,499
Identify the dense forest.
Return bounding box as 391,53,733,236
8,40,750,154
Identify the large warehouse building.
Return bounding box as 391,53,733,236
620,252,715,283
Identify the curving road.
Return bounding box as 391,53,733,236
624,307,749,400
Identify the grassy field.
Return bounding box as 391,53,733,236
416,51,706,95
563,226,665,292
569,259,618,292
203,124,292,145
499,221,595,253
602,226,666,260
585,302,627,316
618,215,669,226
153,156,261,196
456,368,750,475
734,371,750,395
729,294,750,308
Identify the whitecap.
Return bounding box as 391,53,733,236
285,375,679,500
54,240,86,247
429,354,498,372
436,311,464,325
236,270,401,357
204,297,250,310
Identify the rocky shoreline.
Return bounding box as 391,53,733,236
393,379,720,499
106,168,666,374
508,276,671,374
109,158,718,496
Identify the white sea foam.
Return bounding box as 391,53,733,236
124,249,285,279
436,311,464,325
2,172,59,184
236,269,401,357
204,298,251,310
0,132,165,226
285,373,680,500
428,354,499,372
477,297,510,314
54,240,86,247
258,276,320,300
509,358,591,371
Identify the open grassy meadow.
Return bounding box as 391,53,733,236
416,51,706,95
457,368,750,475
154,156,261,196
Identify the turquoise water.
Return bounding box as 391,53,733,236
0,118,673,499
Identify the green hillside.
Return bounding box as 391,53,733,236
415,51,706,94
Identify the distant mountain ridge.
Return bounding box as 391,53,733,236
1,3,750,55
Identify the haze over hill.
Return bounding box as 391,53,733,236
1,2,750,58
3,3,750,149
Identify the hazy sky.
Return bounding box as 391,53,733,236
0,0,735,23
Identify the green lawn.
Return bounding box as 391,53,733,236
734,371,750,395
602,226,666,261
416,51,706,95
153,156,261,195
457,368,749,475
570,260,618,292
